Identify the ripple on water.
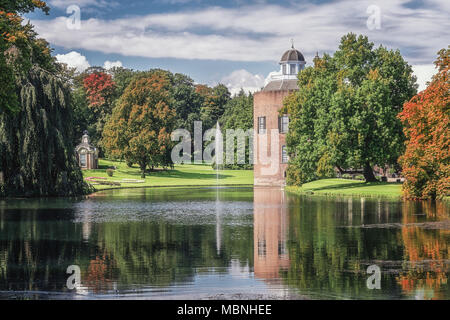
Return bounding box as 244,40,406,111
73,200,254,225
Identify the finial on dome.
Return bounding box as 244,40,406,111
291,39,295,49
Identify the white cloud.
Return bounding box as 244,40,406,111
412,64,437,92
35,0,449,91
33,1,449,64
221,69,265,95
55,51,91,72
103,60,123,70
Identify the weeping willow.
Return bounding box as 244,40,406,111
0,65,91,197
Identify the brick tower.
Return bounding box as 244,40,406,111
253,45,305,186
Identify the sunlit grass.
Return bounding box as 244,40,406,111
83,159,253,191
286,178,403,198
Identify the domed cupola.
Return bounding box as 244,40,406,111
279,43,306,78
263,42,307,91
280,48,305,63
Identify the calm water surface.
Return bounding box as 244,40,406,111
0,187,448,300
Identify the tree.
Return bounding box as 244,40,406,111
0,0,49,14
81,70,117,153
283,34,417,185
108,67,139,101
0,0,89,197
220,89,254,169
102,71,176,178
398,47,449,200
83,71,116,109
0,1,52,114
171,73,202,134
197,83,231,129
0,67,90,197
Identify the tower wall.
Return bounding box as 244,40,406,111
253,90,293,187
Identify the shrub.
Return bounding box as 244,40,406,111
106,169,114,177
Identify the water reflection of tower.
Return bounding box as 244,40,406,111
253,188,289,279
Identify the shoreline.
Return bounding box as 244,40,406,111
284,179,404,199
89,183,254,194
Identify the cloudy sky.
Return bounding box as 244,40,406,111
25,0,449,94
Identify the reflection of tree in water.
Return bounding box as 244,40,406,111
0,206,92,292
281,196,404,299
0,201,253,294
396,201,449,299
85,254,116,293
95,222,253,290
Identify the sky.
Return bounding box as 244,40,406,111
25,0,450,94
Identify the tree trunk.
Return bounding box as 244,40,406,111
363,162,377,182
140,163,146,179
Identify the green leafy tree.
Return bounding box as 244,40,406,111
0,0,89,197
220,89,254,169
283,34,417,184
102,71,176,178
198,84,231,129
109,67,140,101
0,1,52,114
0,0,49,14
171,73,202,134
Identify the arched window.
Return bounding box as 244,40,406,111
80,153,87,167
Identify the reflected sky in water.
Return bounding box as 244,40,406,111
0,187,448,300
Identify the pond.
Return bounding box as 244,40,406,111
0,187,448,300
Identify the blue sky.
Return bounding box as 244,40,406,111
26,0,450,93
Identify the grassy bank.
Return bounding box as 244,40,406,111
83,159,253,191
285,178,403,198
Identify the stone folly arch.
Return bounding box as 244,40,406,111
75,131,98,170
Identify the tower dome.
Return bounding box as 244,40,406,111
263,43,306,91
278,44,306,79
280,48,305,63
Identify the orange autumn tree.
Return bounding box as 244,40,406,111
102,71,176,178
398,47,449,199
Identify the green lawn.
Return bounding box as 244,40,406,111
83,159,253,191
285,178,403,198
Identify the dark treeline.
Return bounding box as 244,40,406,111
72,65,254,175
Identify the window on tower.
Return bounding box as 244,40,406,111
282,64,287,75
279,115,289,133
258,116,266,134
290,64,296,75
282,145,289,163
